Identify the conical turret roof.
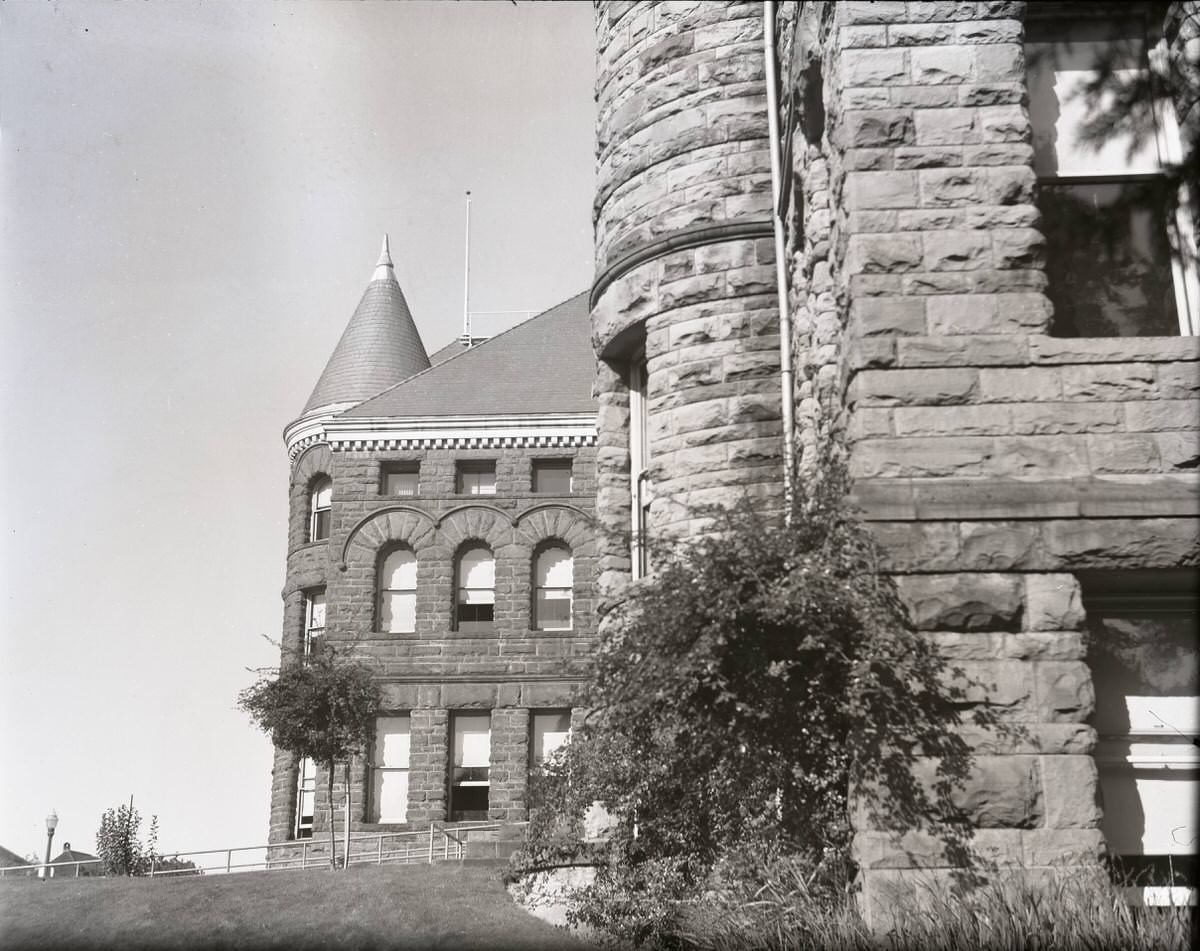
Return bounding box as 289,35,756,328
300,236,431,417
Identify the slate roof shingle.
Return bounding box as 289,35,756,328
341,291,594,419
301,245,432,416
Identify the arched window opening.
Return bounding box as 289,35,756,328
456,544,495,632
378,549,417,634
534,545,573,631
309,478,332,542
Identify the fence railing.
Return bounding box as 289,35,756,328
0,821,517,880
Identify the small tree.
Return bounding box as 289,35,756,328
238,644,380,869
96,800,149,876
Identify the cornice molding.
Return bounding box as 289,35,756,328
289,413,597,458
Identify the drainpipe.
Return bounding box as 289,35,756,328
764,1,797,515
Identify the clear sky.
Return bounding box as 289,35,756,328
0,0,594,860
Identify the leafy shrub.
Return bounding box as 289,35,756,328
95,803,149,876
519,448,991,945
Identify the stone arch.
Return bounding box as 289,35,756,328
292,443,332,489
340,506,438,570
514,504,595,554
436,504,514,551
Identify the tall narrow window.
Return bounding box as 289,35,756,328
456,461,497,495
629,356,653,578
370,716,410,823
455,544,495,632
449,713,490,822
303,589,326,655
309,478,332,542
530,710,572,770
1084,571,1198,905
295,757,316,839
532,459,573,494
382,463,419,496
378,548,417,634
534,545,573,631
1027,16,1198,336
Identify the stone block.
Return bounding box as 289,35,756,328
897,573,1023,631
1156,431,1200,470
959,521,1041,570
849,368,979,406
848,296,927,336
989,436,1089,479
842,48,909,86
1124,400,1199,432
911,45,975,84
844,170,920,209
894,146,963,168
441,683,496,708
838,1,908,25
1087,434,1161,474
1040,755,1101,829
914,107,979,145
839,110,915,148
1156,362,1200,399
1021,829,1105,867
922,230,992,270
979,366,1062,402
918,755,1043,828
889,22,954,46
845,233,924,274
851,437,993,478
973,43,1024,82
1009,403,1122,435
1041,518,1200,569
992,227,1045,269
1060,364,1156,401
1036,661,1094,722
891,404,1012,436
1023,575,1084,632
868,521,961,570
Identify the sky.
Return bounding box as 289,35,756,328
0,0,594,860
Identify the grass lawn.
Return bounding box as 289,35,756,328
0,861,597,950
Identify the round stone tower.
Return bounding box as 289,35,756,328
591,1,783,593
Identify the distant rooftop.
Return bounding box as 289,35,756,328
341,291,594,418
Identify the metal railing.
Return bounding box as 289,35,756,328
0,822,517,880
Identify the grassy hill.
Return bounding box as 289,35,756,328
0,861,595,951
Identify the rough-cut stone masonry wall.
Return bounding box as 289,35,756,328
780,0,1199,925
592,1,784,600
267,442,598,843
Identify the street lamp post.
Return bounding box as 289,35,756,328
43,810,58,881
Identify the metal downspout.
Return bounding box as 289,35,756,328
764,1,797,514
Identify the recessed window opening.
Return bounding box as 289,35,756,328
534,545,573,631
530,710,572,771
532,459,573,494
456,461,497,495
449,713,490,822
309,478,332,541
629,355,653,578
378,548,417,634
370,716,410,823
1026,16,1199,336
455,544,495,632
303,589,326,655
295,757,316,839
382,463,419,496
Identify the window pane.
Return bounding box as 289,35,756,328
381,592,416,633
531,712,571,765
1026,20,1158,178
536,547,573,587
382,549,417,590
307,592,326,630
453,714,491,768
385,471,418,495
460,547,494,590
312,509,331,541
374,717,411,768
536,589,572,630
1041,181,1180,337
533,461,572,494
373,769,409,824
312,479,332,509
457,463,496,494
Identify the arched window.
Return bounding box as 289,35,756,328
309,478,332,542
456,544,495,632
378,549,417,634
534,545,573,631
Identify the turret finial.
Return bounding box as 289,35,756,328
372,233,395,282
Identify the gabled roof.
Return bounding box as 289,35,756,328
340,291,595,419
301,236,431,417
0,843,29,868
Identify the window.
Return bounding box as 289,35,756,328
455,544,495,632
456,461,496,495
533,545,573,631
1083,571,1198,905
382,463,419,496
370,716,410,823
629,356,653,578
1027,16,1199,336
530,710,571,770
378,549,417,634
295,756,316,839
309,478,332,542
449,713,490,822
532,459,573,494
303,589,326,655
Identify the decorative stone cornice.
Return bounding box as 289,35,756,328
283,403,359,458
288,412,597,458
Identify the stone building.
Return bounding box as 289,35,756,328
266,239,597,844
592,0,1197,918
